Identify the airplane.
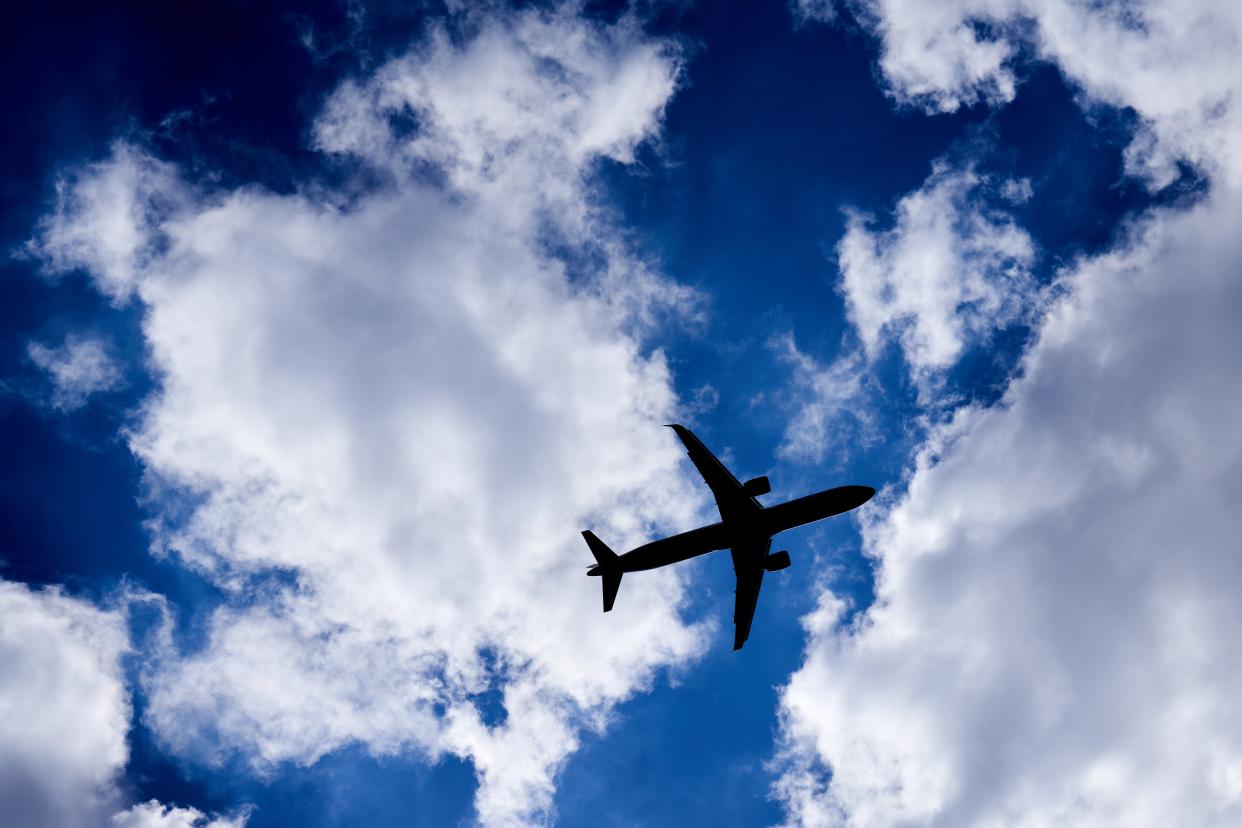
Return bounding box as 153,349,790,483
583,424,874,651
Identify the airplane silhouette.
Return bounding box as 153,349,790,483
583,424,874,650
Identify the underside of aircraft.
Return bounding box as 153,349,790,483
583,424,874,650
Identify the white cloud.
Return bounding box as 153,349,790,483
802,0,1242,188
35,8,709,826
777,186,1242,828
0,581,240,828
312,8,682,237
27,334,124,410
999,177,1032,205
780,2,1242,825
771,335,874,465
791,0,837,25
836,163,1035,394
110,800,249,828
779,163,1034,452
0,581,130,827
28,144,185,301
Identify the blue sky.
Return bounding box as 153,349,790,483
3,1,1241,827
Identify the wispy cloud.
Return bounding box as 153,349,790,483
26,144,186,301
27,334,124,411
771,334,875,465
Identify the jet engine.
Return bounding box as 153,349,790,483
764,550,791,571
742,476,771,497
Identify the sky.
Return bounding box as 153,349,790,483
2,0,1240,826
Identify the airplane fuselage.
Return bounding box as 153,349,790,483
611,484,875,573
583,423,874,649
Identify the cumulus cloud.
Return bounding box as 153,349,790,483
110,800,249,828
777,185,1242,828
837,162,1035,394
801,0,1242,188
27,334,124,410
0,581,130,827
777,1,1242,824
313,10,680,186
0,581,240,827
35,8,709,826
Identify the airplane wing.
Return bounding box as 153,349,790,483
667,424,760,523
731,538,770,650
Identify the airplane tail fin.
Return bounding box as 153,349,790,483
582,530,623,613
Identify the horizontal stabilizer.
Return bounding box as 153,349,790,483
601,570,622,612
582,530,623,612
